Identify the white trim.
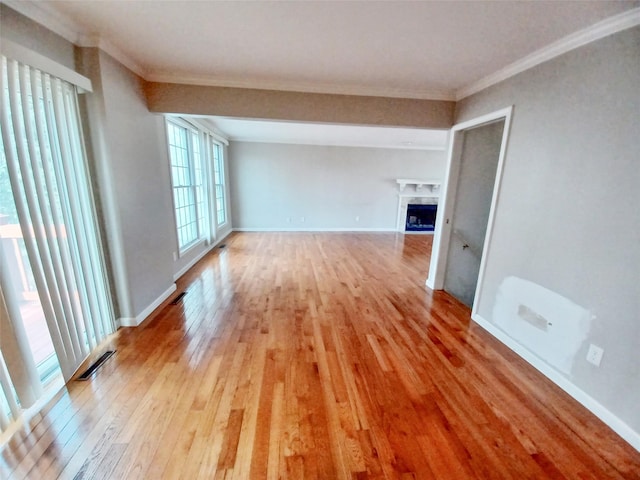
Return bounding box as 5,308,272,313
145,71,456,101
180,117,230,146
427,107,512,292
456,8,640,100
117,317,137,328
233,227,398,233
227,136,446,151
2,0,82,45
177,238,207,260
81,37,146,79
1,0,146,79
470,109,513,319
173,232,232,281
5,0,638,103
472,313,640,452
117,283,176,328
0,39,92,91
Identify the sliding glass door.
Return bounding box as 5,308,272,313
0,54,115,432
0,168,58,381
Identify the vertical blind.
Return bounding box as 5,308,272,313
0,54,115,430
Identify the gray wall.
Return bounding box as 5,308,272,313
456,27,640,432
145,82,455,129
0,4,75,69
80,52,234,288
229,142,445,230
2,4,181,322
95,51,177,317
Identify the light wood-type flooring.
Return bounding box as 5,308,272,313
2,233,639,479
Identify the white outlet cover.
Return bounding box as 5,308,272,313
586,344,604,367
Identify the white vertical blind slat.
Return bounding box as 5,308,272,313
18,65,87,360
50,78,98,355
60,86,101,347
2,59,75,367
45,70,115,363
0,351,20,431
31,69,90,355
2,54,115,385
68,89,115,341
39,73,92,369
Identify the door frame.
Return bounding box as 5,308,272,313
427,106,513,315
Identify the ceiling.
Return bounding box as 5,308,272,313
5,1,639,101
194,116,449,150
4,0,638,148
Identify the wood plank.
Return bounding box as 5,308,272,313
1,233,638,480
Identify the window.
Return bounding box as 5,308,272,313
211,141,226,226
166,119,208,251
166,119,228,253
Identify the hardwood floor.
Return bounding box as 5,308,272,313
2,232,638,479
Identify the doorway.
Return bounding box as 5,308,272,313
443,120,504,306
427,107,512,312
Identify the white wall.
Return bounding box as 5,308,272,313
455,26,640,442
229,142,445,231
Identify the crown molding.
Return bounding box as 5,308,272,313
1,0,146,78
77,35,147,78
2,0,82,44
224,135,446,151
456,7,640,101
144,71,457,101
5,1,638,104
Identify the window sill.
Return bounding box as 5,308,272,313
178,238,207,259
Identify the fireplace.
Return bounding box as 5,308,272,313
395,179,441,233
405,204,437,232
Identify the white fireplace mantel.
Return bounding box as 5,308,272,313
396,178,441,197
395,179,441,232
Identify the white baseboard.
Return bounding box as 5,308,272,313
232,227,397,233
425,277,436,290
173,231,232,281
118,283,176,328
117,316,136,327
472,313,640,452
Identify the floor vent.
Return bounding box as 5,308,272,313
170,291,187,305
219,244,226,249
77,350,115,381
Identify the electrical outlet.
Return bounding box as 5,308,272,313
586,344,604,367
300,217,305,223
286,217,291,223
172,251,178,261
355,216,360,222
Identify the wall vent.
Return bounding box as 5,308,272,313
77,350,115,381
170,291,187,305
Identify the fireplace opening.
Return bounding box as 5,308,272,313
406,204,437,232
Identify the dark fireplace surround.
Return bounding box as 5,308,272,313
405,204,437,232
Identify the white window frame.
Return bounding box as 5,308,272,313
165,118,207,254
165,118,229,257
209,138,227,228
